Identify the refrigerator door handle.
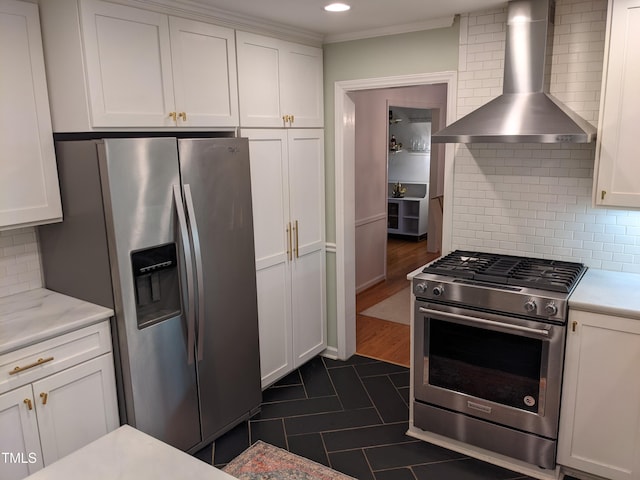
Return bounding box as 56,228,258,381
183,184,206,362
173,185,196,365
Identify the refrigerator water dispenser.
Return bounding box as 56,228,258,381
131,243,181,328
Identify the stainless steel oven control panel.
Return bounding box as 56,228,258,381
413,277,567,323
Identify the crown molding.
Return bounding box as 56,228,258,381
116,0,324,46
323,15,455,44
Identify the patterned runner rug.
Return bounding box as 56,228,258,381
222,441,355,479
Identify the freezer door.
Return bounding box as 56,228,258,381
99,138,201,450
179,138,261,441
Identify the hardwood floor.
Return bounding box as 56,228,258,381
356,237,440,367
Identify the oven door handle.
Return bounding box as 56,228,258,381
418,307,550,337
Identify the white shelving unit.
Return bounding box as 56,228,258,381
387,183,428,239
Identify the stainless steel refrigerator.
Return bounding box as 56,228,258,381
39,137,261,452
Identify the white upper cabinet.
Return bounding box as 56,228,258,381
168,17,238,127
80,1,175,127
39,0,239,130
236,31,324,128
593,0,640,207
0,0,62,230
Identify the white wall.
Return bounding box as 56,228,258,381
0,227,42,297
450,0,640,273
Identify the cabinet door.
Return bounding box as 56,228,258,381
236,32,283,127
280,42,324,128
34,354,118,466
0,385,43,480
594,0,640,207
558,310,640,480
288,130,326,366
0,0,61,229
169,18,238,127
244,130,294,387
80,0,175,127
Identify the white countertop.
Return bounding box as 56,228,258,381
0,288,114,355
569,268,640,320
25,425,237,480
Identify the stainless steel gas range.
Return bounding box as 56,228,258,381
412,250,587,470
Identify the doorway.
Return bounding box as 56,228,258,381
333,72,456,362
352,100,439,366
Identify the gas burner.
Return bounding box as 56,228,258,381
423,250,586,293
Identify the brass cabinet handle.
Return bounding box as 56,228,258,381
169,111,177,121
290,114,294,124
10,357,54,375
40,392,49,405
282,114,290,124
286,222,292,261
601,190,606,201
178,112,187,121
572,321,577,332
24,398,33,411
294,220,299,258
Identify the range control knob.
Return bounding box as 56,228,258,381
432,285,444,297
524,299,537,313
415,283,428,295
544,302,558,316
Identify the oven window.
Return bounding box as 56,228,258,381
428,319,542,412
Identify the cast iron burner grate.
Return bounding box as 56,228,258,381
423,250,586,293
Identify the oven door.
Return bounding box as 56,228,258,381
414,300,566,439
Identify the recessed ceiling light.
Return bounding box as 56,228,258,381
324,3,351,12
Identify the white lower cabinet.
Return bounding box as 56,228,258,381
0,385,43,478
558,309,640,480
244,129,326,388
0,321,118,480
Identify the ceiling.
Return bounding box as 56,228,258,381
185,0,508,43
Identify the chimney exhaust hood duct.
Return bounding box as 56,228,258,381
432,0,596,144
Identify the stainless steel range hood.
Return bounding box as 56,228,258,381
432,0,596,144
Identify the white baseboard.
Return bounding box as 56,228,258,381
356,274,385,294
321,346,339,360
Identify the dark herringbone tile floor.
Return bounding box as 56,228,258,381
194,354,547,479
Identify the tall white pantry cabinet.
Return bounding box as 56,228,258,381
244,129,326,388
237,29,326,388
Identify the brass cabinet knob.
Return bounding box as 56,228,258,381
24,398,33,410
169,111,177,121
178,112,187,121
40,392,48,405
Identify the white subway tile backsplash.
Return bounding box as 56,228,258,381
0,227,43,298
450,0,640,271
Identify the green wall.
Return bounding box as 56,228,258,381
322,24,460,349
